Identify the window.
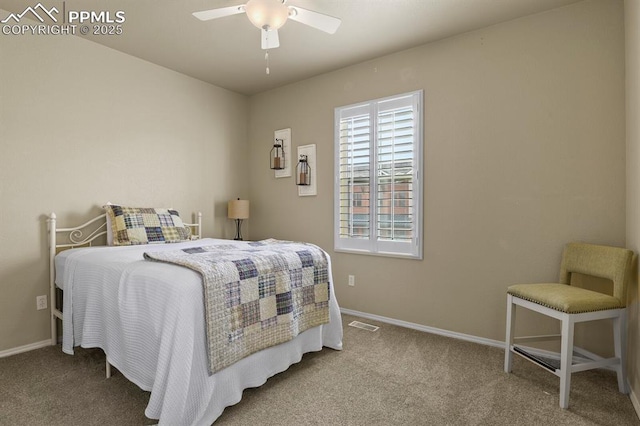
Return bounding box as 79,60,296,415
334,90,423,259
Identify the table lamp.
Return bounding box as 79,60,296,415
228,198,250,240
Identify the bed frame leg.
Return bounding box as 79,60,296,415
106,359,111,379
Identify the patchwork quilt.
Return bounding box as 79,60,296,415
144,239,330,374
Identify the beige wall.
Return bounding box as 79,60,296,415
248,0,626,345
625,0,640,412
0,20,249,351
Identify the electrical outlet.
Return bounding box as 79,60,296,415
36,295,47,310
348,275,355,287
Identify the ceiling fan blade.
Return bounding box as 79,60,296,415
261,28,280,50
192,5,245,21
288,6,341,34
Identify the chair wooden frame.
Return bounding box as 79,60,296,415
503,243,632,409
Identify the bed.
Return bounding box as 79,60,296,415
47,207,343,426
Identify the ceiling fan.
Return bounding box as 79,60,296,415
193,0,342,50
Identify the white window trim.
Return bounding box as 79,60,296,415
333,90,423,260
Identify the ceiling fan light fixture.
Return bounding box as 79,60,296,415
245,0,289,30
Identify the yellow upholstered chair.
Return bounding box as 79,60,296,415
504,242,634,409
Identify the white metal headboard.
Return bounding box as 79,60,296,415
47,211,203,346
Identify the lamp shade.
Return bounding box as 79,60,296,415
245,0,289,30
228,199,250,219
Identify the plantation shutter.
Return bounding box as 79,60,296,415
377,99,415,243
338,104,371,243
335,91,422,259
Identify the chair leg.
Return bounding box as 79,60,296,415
613,310,628,394
504,294,516,373
559,315,574,409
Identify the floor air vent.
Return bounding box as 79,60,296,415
348,320,379,332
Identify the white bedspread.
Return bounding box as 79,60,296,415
55,238,343,426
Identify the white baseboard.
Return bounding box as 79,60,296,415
340,308,610,363
0,339,52,358
340,308,505,349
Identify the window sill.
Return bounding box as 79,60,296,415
333,247,422,260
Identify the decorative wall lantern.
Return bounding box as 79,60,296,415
296,155,311,186
270,138,285,170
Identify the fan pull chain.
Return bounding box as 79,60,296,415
264,29,270,75
265,50,270,75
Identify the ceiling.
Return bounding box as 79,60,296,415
0,0,581,95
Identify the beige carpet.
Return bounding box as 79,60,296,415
1,314,638,425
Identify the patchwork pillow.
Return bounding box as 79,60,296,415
104,205,190,246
